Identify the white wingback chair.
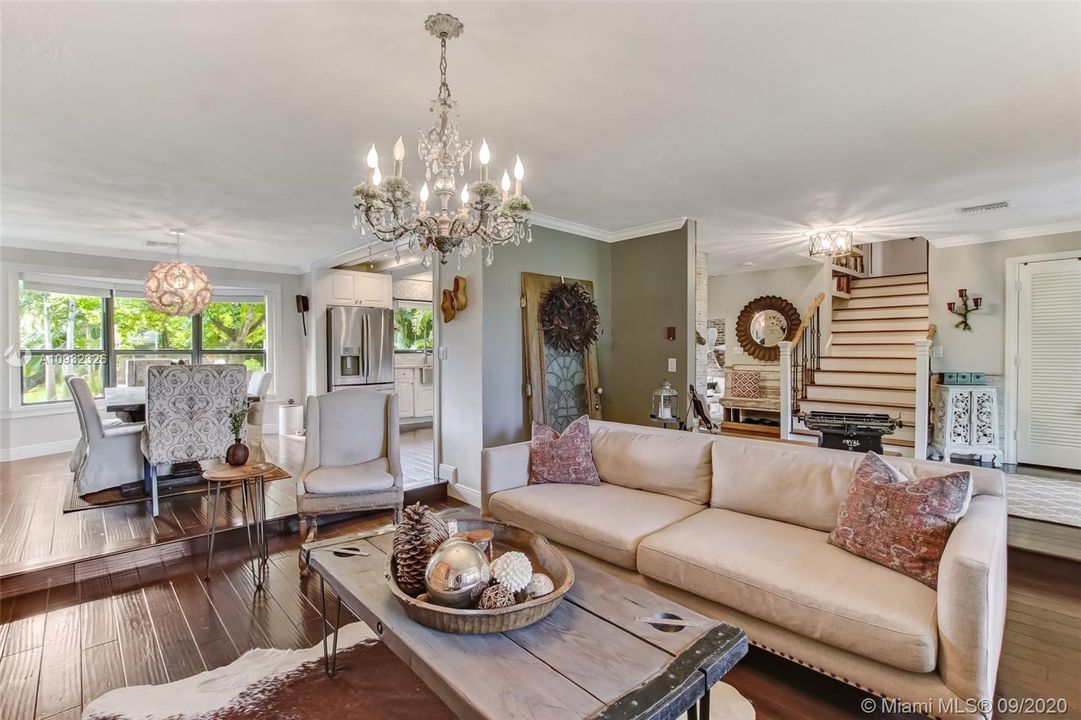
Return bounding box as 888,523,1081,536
67,375,144,495
298,388,404,547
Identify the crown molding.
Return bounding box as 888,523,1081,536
0,237,309,275
530,214,688,243
929,220,1081,248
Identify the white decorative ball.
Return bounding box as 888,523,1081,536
490,551,533,593
524,572,554,599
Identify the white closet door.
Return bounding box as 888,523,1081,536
1018,258,1081,469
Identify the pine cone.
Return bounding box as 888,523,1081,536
478,584,516,609
393,503,443,596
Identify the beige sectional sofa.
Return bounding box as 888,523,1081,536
481,420,1007,720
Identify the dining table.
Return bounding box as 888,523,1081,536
104,386,260,423
104,385,147,422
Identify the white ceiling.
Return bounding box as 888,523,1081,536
2,2,1079,274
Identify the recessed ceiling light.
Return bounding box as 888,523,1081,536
957,201,1009,215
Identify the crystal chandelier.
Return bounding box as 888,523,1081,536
144,230,213,316
352,13,533,268
808,228,854,258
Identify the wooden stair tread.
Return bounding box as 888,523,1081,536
832,328,929,333
819,355,918,360
842,292,929,300
809,383,916,391
800,397,916,409
812,369,915,375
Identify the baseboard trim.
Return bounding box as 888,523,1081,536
0,437,78,462
448,482,481,508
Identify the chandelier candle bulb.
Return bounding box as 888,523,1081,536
372,165,382,186
420,182,430,213
393,136,405,176
501,170,511,200
479,139,491,182
514,156,524,195
366,145,379,183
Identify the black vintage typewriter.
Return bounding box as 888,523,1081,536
798,411,903,454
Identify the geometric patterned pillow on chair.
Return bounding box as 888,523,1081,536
728,370,761,398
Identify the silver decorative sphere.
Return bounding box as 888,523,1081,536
424,538,491,608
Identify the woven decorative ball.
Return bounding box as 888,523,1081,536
477,583,516,610
524,572,555,599
491,551,533,593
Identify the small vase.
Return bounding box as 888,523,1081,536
226,438,249,467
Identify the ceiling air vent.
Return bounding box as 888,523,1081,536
956,201,1009,215
145,240,179,248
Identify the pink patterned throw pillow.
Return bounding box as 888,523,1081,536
828,453,971,589
728,370,760,399
529,415,601,486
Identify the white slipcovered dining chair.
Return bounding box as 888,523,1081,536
245,371,273,463
141,364,247,515
297,389,404,557
66,375,144,495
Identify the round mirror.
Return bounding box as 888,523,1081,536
735,295,801,361
749,310,788,347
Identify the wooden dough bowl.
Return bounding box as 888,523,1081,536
386,519,574,634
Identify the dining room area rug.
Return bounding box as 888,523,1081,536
82,621,757,720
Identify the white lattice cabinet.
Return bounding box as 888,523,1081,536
931,384,1003,466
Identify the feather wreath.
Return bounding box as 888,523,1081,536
538,282,601,352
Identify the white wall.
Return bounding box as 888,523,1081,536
929,231,1081,374
436,253,485,505
0,246,308,460
707,263,827,366
877,237,928,276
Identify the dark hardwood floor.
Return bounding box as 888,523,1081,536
0,505,1077,720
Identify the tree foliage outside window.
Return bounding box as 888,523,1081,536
394,305,434,351
18,283,268,404
18,289,105,403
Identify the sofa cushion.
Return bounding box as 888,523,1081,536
829,453,972,589
303,458,395,495
488,483,703,569
637,508,938,673
590,423,713,504
710,435,1001,532
529,416,600,486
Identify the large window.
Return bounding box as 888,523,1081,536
18,287,107,403
16,279,268,405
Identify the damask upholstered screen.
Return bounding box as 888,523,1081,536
143,364,248,464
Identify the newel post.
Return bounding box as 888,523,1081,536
913,339,932,460
778,341,793,440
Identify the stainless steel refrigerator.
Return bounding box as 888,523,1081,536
327,305,395,392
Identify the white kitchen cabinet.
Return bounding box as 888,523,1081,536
326,270,392,308
396,380,415,417
415,383,435,416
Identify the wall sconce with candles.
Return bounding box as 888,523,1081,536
946,288,982,332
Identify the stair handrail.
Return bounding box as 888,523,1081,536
791,292,827,348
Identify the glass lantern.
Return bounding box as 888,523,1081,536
651,380,679,422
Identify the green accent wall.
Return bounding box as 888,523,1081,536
607,224,692,424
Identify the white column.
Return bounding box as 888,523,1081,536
778,341,793,440
913,339,932,461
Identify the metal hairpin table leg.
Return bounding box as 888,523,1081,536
204,479,223,581
699,684,711,719
687,704,698,720
241,478,257,589
320,575,342,677
244,476,268,593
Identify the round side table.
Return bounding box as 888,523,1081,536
202,461,283,592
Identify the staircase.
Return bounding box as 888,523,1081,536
796,272,930,457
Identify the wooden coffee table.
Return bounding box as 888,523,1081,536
309,530,747,720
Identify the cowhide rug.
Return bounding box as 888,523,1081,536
84,622,755,719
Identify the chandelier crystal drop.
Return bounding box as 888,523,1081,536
144,230,214,317
352,13,533,267
808,228,854,258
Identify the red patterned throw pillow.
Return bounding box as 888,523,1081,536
529,415,601,486
728,370,760,399
828,453,971,589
